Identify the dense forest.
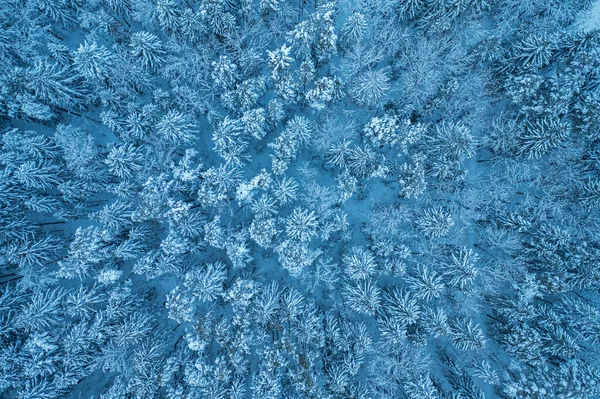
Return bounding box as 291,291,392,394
2,0,600,397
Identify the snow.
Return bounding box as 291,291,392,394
575,0,600,31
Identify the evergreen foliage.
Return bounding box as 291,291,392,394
1,0,600,397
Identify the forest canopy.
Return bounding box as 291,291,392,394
1,0,600,398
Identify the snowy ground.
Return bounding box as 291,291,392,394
574,0,600,31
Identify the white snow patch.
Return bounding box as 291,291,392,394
575,0,600,31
